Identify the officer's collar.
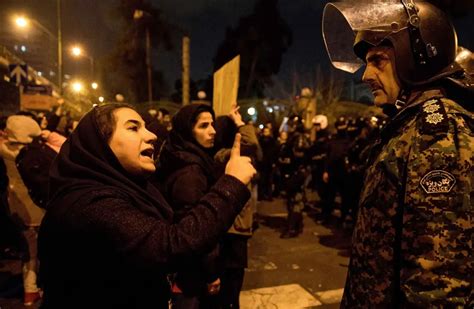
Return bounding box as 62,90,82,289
382,88,445,117
379,87,445,140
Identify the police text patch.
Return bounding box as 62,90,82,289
420,170,456,194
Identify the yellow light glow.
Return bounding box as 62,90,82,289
71,46,82,57
91,82,98,90
71,81,84,93
15,16,29,28
98,96,105,102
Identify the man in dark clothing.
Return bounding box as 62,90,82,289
344,118,371,221
308,116,330,210
274,131,291,197
280,122,310,238
257,127,277,201
16,136,59,209
321,116,352,222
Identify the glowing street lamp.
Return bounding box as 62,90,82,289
15,16,29,28
91,82,98,90
70,45,94,79
71,81,84,93
98,96,105,103
71,46,82,57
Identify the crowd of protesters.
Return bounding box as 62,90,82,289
0,99,382,308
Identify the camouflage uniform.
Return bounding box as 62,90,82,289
342,89,473,308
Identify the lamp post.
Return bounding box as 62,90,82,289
182,36,190,105
57,0,63,94
133,9,153,104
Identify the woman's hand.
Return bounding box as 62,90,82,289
229,103,245,127
225,134,256,185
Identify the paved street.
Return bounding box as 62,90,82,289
241,196,351,308
0,195,352,309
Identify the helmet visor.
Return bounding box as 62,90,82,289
322,0,408,73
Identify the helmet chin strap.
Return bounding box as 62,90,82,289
381,89,409,117
395,89,409,110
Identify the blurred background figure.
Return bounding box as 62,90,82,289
280,117,310,238
257,126,276,201
320,116,351,224
0,115,44,306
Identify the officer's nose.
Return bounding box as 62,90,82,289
362,65,375,84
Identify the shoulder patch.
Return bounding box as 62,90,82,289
420,170,456,194
419,98,448,135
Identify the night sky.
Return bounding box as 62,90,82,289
2,0,474,96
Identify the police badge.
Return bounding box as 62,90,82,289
420,170,456,194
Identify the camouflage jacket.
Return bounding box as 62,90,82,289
342,89,473,308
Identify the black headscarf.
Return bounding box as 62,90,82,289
158,104,219,184
170,104,214,144
48,105,173,220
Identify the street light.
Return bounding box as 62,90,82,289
134,9,153,104
70,45,94,80
71,46,82,57
71,81,84,93
91,82,98,90
14,16,29,28
12,6,63,94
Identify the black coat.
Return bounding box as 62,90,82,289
157,104,222,294
39,177,248,309
158,135,219,222
16,137,57,209
39,106,249,309
258,135,277,171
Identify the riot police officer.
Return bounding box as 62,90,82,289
280,119,310,238
321,116,352,223
344,117,371,222
323,0,473,306
308,115,330,211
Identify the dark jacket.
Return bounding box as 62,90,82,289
157,104,221,294
158,137,219,220
39,106,250,309
158,138,221,291
16,137,57,209
258,135,277,171
324,132,351,177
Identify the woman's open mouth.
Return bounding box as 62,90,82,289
140,148,154,159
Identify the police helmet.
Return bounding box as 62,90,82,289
323,0,463,87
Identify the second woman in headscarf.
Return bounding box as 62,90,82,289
157,103,222,308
